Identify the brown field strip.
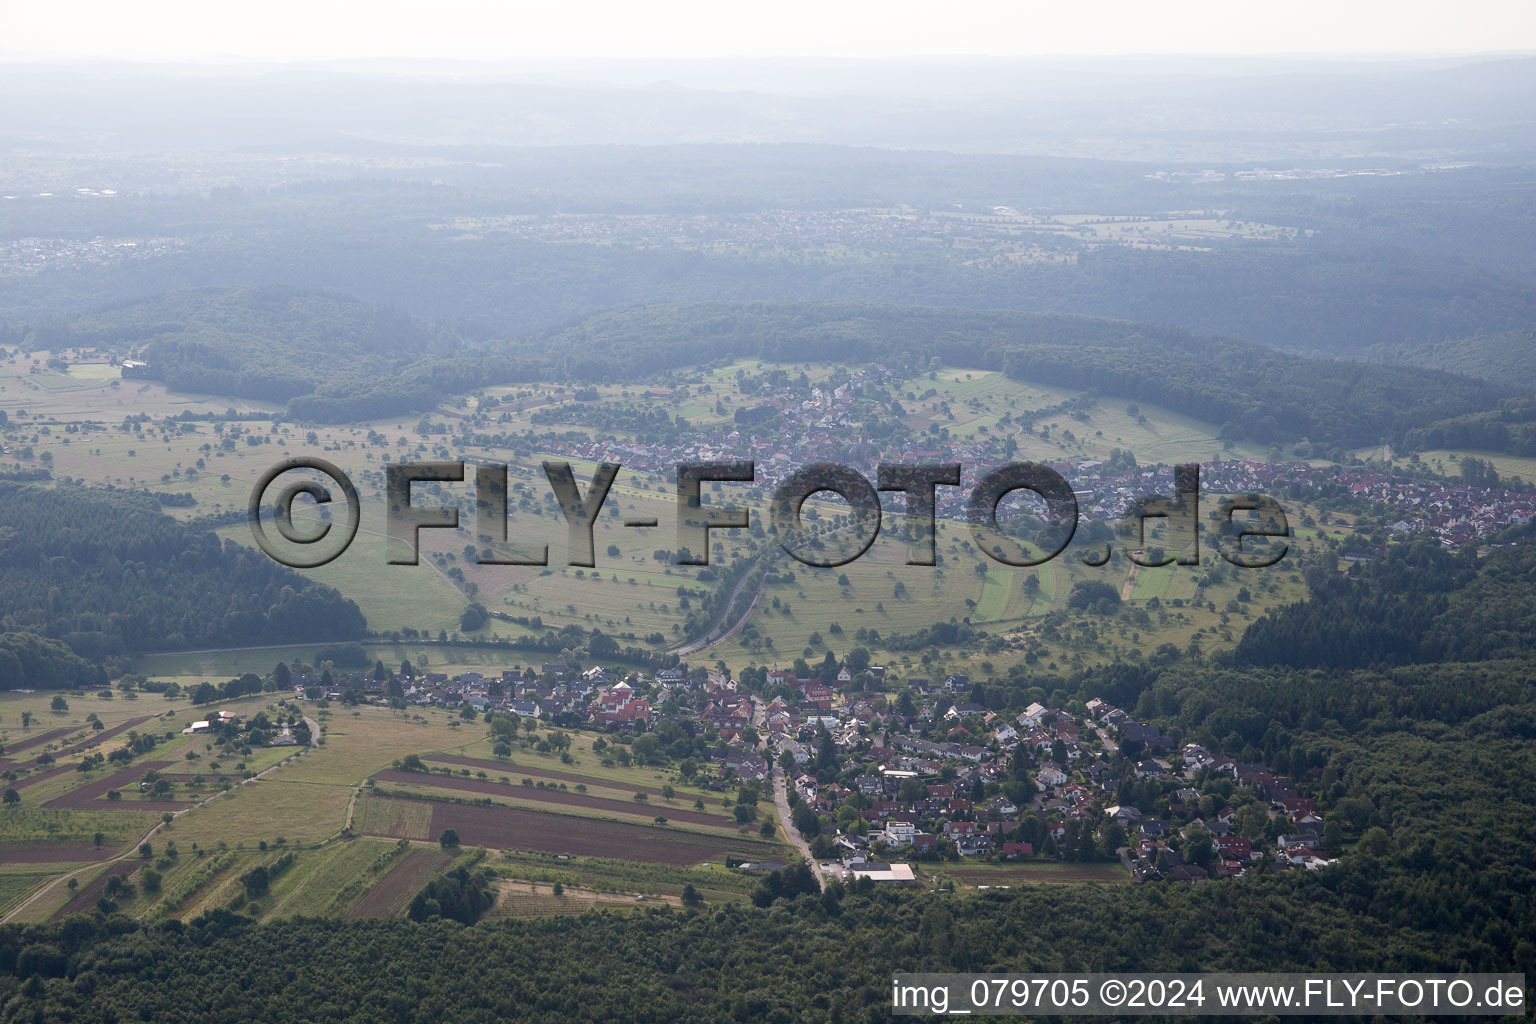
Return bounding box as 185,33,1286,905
60,716,155,755
424,754,671,797
52,862,136,919
44,761,183,811
363,800,782,865
374,769,726,828
0,843,114,865
0,727,77,758
347,848,453,919
9,765,77,790
3,717,157,773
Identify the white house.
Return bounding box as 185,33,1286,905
1038,765,1068,787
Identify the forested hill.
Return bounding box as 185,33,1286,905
0,483,366,664
30,286,456,410
1230,539,1536,671
516,302,1503,449
0,632,105,691
1370,327,1536,391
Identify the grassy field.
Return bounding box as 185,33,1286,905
973,567,1014,622
0,692,164,748
0,872,51,915
356,796,433,840
486,848,765,906
217,524,469,638
915,859,1128,888
277,705,480,786
488,879,682,917
347,846,454,918
163,781,354,849
259,838,415,919
890,367,1267,465
1401,449,1536,485
373,774,747,836
449,732,734,801
138,641,563,682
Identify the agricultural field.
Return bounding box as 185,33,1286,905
346,846,454,918
915,859,1128,889
372,770,738,831
730,502,1313,675
139,641,562,683
424,748,730,808
355,795,434,841
353,724,791,877
51,861,137,920
486,879,681,917
0,871,53,916
0,346,1322,926
275,705,485,786
489,849,761,905
356,797,781,866
0,687,793,917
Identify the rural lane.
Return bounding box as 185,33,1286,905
770,762,825,892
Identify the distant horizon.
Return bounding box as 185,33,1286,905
3,50,1534,68
6,0,1535,64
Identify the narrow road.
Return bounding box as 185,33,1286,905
141,641,320,657
1120,561,1140,601
671,550,782,657
672,516,862,657
751,696,824,891
770,762,826,892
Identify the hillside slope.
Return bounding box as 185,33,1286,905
516,302,1503,448
31,286,453,410
1371,328,1536,390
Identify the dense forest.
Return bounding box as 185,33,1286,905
1230,540,1536,669
0,483,366,662
1372,327,1536,390
0,852,1523,1024
0,632,106,691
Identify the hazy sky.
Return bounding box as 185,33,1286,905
5,0,1534,61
